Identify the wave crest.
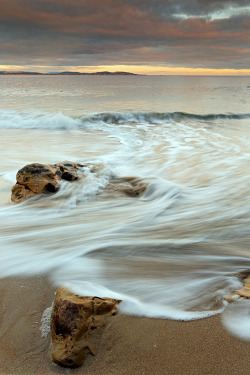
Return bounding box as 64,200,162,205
0,109,249,129
82,111,250,125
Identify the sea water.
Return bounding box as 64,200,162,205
0,75,250,339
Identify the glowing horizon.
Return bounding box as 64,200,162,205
1,65,250,76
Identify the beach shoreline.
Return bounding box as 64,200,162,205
0,276,249,375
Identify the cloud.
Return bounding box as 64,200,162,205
0,0,249,71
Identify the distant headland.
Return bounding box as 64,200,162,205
0,71,139,76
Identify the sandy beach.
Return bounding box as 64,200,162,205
0,276,249,375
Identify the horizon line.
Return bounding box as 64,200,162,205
1,65,250,76
1,70,250,77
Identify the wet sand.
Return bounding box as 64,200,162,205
0,276,249,375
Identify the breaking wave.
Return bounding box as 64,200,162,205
82,111,250,125
0,109,250,129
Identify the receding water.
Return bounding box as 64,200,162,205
0,75,250,340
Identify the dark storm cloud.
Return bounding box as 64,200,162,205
0,0,249,70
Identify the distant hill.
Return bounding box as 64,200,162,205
57,71,86,75
0,71,42,75
0,71,139,76
91,71,138,75
56,71,138,75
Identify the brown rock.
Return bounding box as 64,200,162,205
84,163,105,173
236,275,250,298
16,163,60,194
225,275,250,302
11,161,147,203
50,287,121,368
11,183,36,203
53,162,82,181
107,176,147,197
11,161,83,203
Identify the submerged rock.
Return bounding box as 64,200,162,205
225,274,250,302
11,161,83,203
107,176,147,197
50,287,121,368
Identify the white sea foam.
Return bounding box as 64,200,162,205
1,76,250,340
1,170,18,184
40,305,53,339
222,300,250,341
52,274,238,321
0,109,81,130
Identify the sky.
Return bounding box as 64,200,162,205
0,0,250,75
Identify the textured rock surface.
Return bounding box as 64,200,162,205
11,183,36,202
16,163,61,194
11,162,83,203
50,287,121,368
53,162,81,181
225,274,250,302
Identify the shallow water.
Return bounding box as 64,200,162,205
0,76,250,339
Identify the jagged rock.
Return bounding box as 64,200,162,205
50,287,121,368
107,176,147,197
225,275,250,302
11,162,83,203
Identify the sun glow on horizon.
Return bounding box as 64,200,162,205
1,65,250,76
74,65,250,76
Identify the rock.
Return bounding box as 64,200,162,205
16,163,61,194
53,162,81,181
11,183,36,203
50,287,121,368
11,161,148,203
84,163,105,173
107,176,147,197
225,274,250,302
11,162,83,203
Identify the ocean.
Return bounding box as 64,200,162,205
0,75,250,340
